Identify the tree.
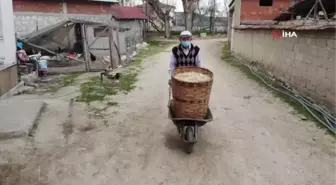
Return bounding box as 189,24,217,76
194,0,210,30
194,0,221,32
181,0,198,31
146,0,176,38
122,0,134,6
216,0,230,33
208,0,216,33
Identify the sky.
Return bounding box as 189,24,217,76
175,0,184,12
132,0,230,13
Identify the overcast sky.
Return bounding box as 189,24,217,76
132,0,230,13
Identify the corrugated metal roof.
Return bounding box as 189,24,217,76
19,19,113,41
110,6,148,20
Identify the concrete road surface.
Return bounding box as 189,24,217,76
1,39,335,185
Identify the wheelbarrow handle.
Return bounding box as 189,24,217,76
168,80,172,107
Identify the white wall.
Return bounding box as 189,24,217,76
230,0,241,52
0,0,16,65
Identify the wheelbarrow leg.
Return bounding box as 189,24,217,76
181,124,198,154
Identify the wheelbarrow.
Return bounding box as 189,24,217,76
168,80,213,154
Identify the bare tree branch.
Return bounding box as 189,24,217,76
181,0,199,30
145,0,176,38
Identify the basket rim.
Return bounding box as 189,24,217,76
172,67,214,85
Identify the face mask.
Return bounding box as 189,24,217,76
181,41,190,47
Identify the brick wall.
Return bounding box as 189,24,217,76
12,0,115,14
231,29,336,112
67,1,112,14
13,0,62,13
240,0,291,20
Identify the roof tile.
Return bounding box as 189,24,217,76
111,6,148,20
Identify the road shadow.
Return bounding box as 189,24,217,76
163,126,184,151
163,124,214,154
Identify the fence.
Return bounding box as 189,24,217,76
172,26,227,32
148,25,227,32
19,19,145,74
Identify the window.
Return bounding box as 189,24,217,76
93,27,109,37
259,0,273,6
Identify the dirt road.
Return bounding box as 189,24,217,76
1,39,335,185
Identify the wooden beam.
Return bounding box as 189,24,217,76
108,26,116,69
88,26,109,48
81,23,91,72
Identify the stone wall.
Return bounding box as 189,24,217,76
231,29,336,112
14,12,112,36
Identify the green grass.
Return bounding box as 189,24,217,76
77,41,172,104
46,72,83,92
76,76,118,103
220,41,334,135
220,42,261,83
60,72,83,86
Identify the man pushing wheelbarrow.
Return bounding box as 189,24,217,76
168,31,214,154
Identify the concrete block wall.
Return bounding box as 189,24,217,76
12,0,117,36
14,13,112,36
231,29,336,112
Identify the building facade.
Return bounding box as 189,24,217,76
239,0,304,21
12,0,119,36
0,0,16,65
0,0,19,96
228,0,336,112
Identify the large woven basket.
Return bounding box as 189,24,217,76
171,67,214,118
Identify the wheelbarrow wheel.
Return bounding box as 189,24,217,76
184,127,194,154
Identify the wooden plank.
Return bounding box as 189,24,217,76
88,26,109,48
81,23,90,72
108,26,115,69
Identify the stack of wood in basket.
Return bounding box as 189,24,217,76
171,67,213,118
